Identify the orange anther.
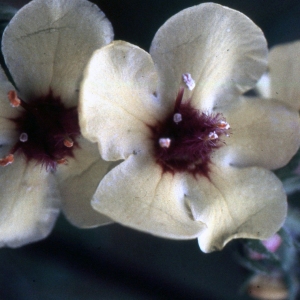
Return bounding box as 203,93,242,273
0,154,14,166
8,90,21,107
63,138,73,148
57,158,68,165
217,121,230,130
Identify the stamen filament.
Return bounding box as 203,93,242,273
8,90,42,119
174,87,184,112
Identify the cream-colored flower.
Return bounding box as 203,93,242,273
257,41,300,111
255,41,300,194
0,0,114,247
79,3,300,252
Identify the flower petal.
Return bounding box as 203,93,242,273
91,153,202,238
2,0,113,106
79,41,161,161
186,164,286,253
150,3,267,110
255,73,271,98
0,158,60,247
56,136,112,227
0,67,20,144
268,41,300,111
218,96,300,170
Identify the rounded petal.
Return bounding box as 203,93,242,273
150,3,267,110
79,41,161,161
185,164,287,253
2,0,113,107
269,41,300,111
91,153,202,238
56,136,112,228
0,158,60,247
218,97,300,170
0,67,20,144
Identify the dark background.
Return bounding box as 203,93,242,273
1,0,300,299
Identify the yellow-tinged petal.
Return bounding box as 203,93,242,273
150,3,267,111
185,163,286,253
2,0,113,107
56,136,112,228
79,41,161,161
91,153,202,238
269,41,300,111
256,73,271,98
0,159,60,247
218,96,300,170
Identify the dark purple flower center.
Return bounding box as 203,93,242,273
150,88,230,178
2,90,80,171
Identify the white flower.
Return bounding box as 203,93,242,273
79,3,300,252
0,0,114,247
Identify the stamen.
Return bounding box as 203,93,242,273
159,138,171,148
0,154,14,166
182,73,195,91
57,158,68,165
8,90,21,107
217,120,230,130
19,132,28,142
207,131,218,140
63,137,73,148
173,113,182,124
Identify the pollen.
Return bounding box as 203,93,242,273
0,154,14,166
8,90,21,107
63,137,74,148
217,120,230,130
207,131,218,140
159,138,171,148
173,113,182,124
19,133,28,142
182,73,195,91
57,158,68,165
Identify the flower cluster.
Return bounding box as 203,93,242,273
1,0,300,255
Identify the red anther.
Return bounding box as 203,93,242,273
63,138,73,148
8,90,21,107
57,158,68,165
0,154,14,166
